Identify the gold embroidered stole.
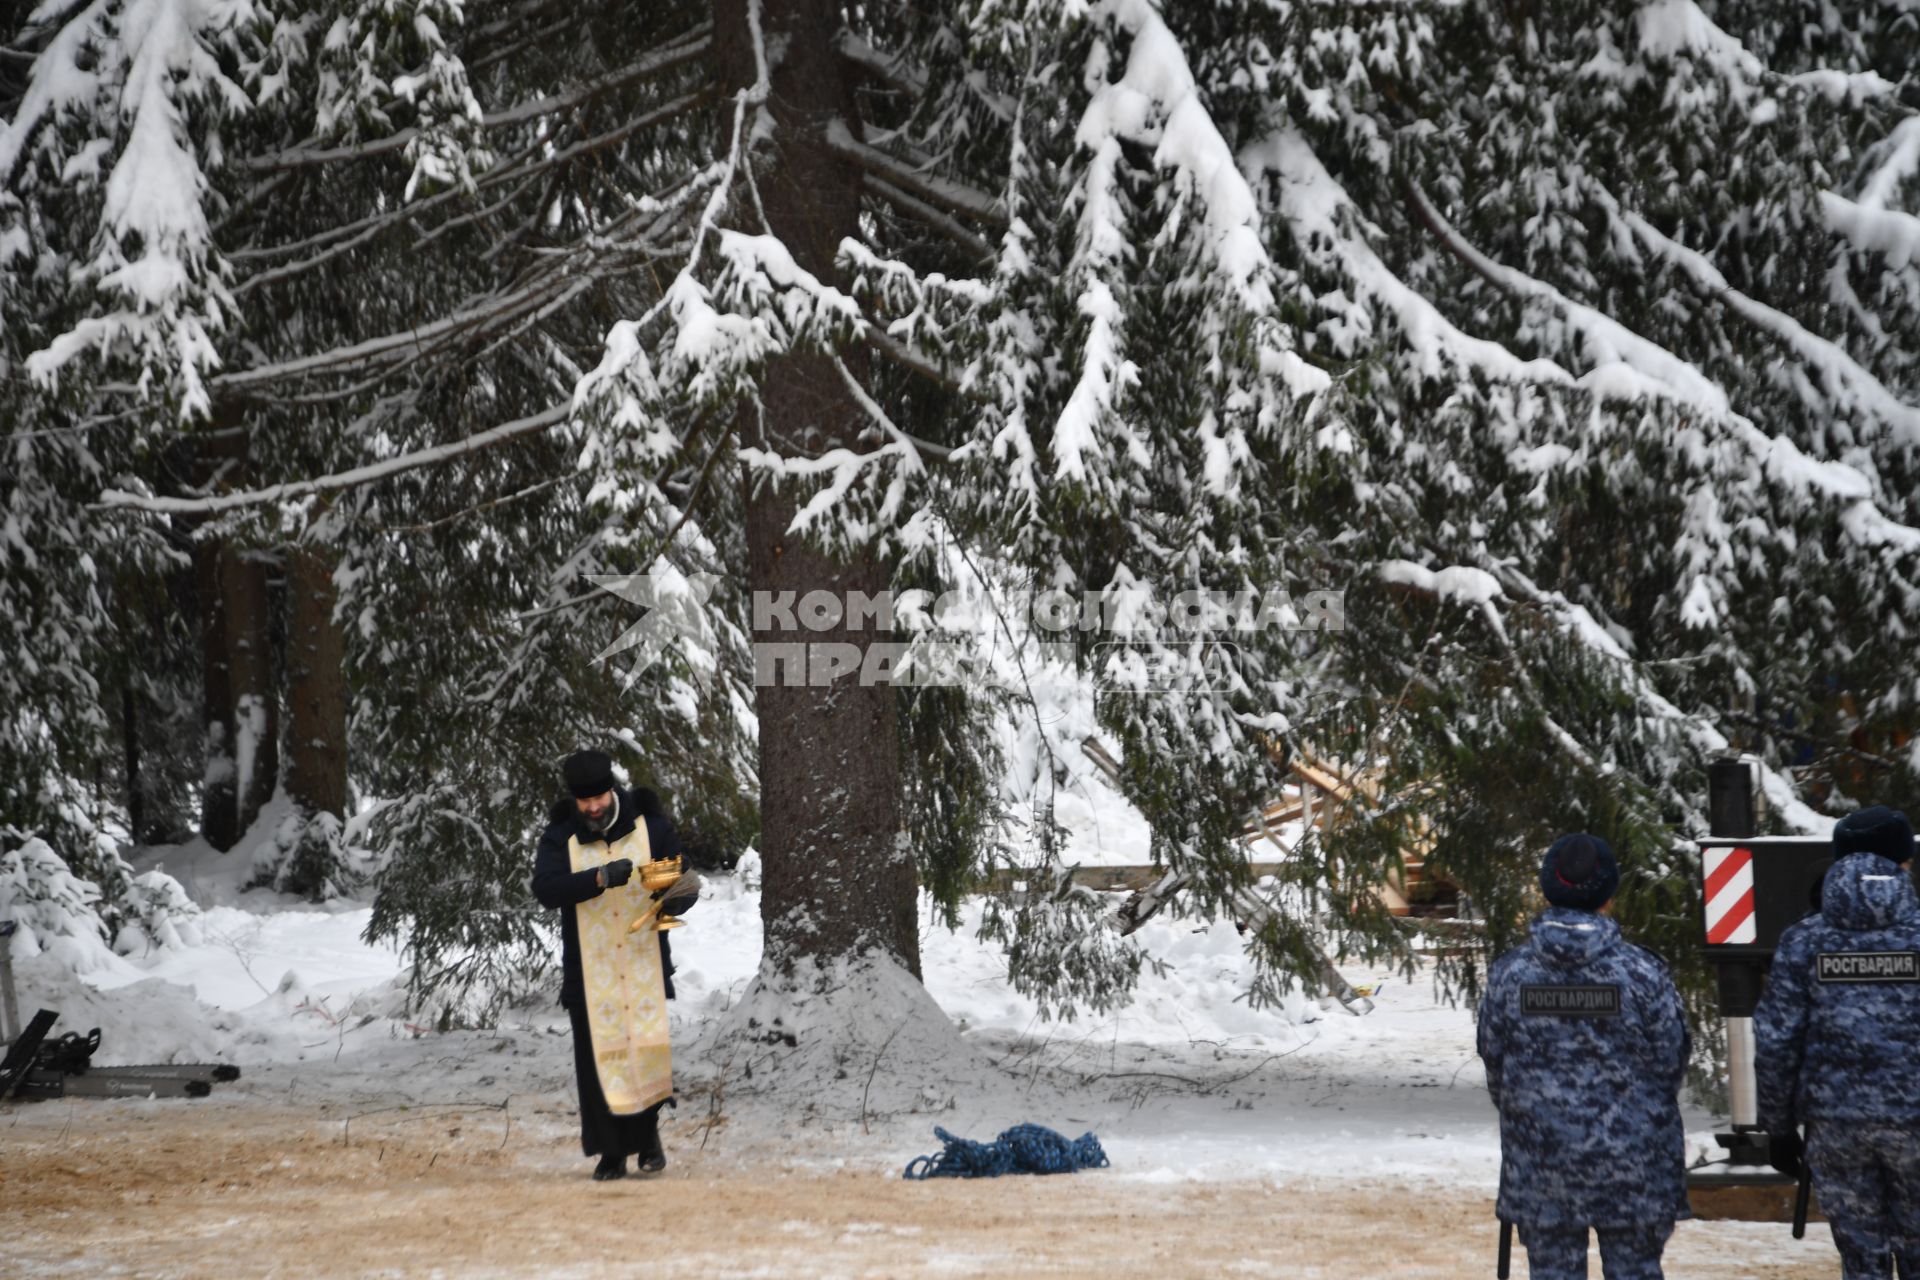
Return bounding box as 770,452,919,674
567,816,673,1114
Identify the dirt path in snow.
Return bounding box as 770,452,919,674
6,1097,1833,1279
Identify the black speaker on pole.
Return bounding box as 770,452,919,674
1708,757,1757,839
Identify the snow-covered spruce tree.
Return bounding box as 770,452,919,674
2,0,761,1015
7,0,1918,1038
1248,0,1920,1011
0,258,196,910
683,0,1919,1018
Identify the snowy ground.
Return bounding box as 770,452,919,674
5,844,1840,1278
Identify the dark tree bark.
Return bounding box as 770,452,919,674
191,411,280,844
220,541,279,835
713,0,920,979
121,682,142,845
285,536,348,820
191,426,243,850
194,547,237,849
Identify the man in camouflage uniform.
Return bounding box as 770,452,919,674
1478,833,1692,1279
1755,805,1920,1280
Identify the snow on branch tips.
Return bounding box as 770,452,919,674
1245,130,1569,389
7,0,261,417
1398,179,1920,554
1077,0,1274,310
1051,0,1291,487
1632,0,1896,108
571,16,772,442
1606,198,1920,449
737,437,920,555
388,3,494,201
1376,561,1504,608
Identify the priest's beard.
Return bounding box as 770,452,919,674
582,793,618,833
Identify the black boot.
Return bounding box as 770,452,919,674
637,1124,666,1175
592,1153,627,1181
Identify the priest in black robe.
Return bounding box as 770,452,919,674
531,749,696,1180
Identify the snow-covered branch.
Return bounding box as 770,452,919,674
1402,177,1920,553
1400,179,1727,416
835,355,955,463
1603,192,1920,447
7,0,258,416
862,324,965,395
832,30,925,99
1858,118,1920,212
1821,191,1920,271
832,28,1016,121
1246,129,1567,386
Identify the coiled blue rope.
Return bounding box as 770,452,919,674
902,1123,1110,1179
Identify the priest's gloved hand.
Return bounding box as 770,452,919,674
1767,1130,1804,1179
653,876,700,911
601,858,634,889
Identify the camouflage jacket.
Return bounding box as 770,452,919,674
1754,852,1920,1135
1477,907,1692,1228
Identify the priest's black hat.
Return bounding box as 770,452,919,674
563,749,617,799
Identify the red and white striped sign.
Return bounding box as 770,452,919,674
1704,845,1757,944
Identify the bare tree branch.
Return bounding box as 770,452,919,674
833,30,925,97
226,83,716,286
833,29,1015,120
95,405,571,515
214,272,577,391
824,119,1005,229
861,325,971,399
862,174,994,262
239,29,716,174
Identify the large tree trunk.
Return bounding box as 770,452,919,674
192,415,280,847
121,682,142,846
714,0,920,979
192,427,242,850
285,535,348,820
221,542,278,834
